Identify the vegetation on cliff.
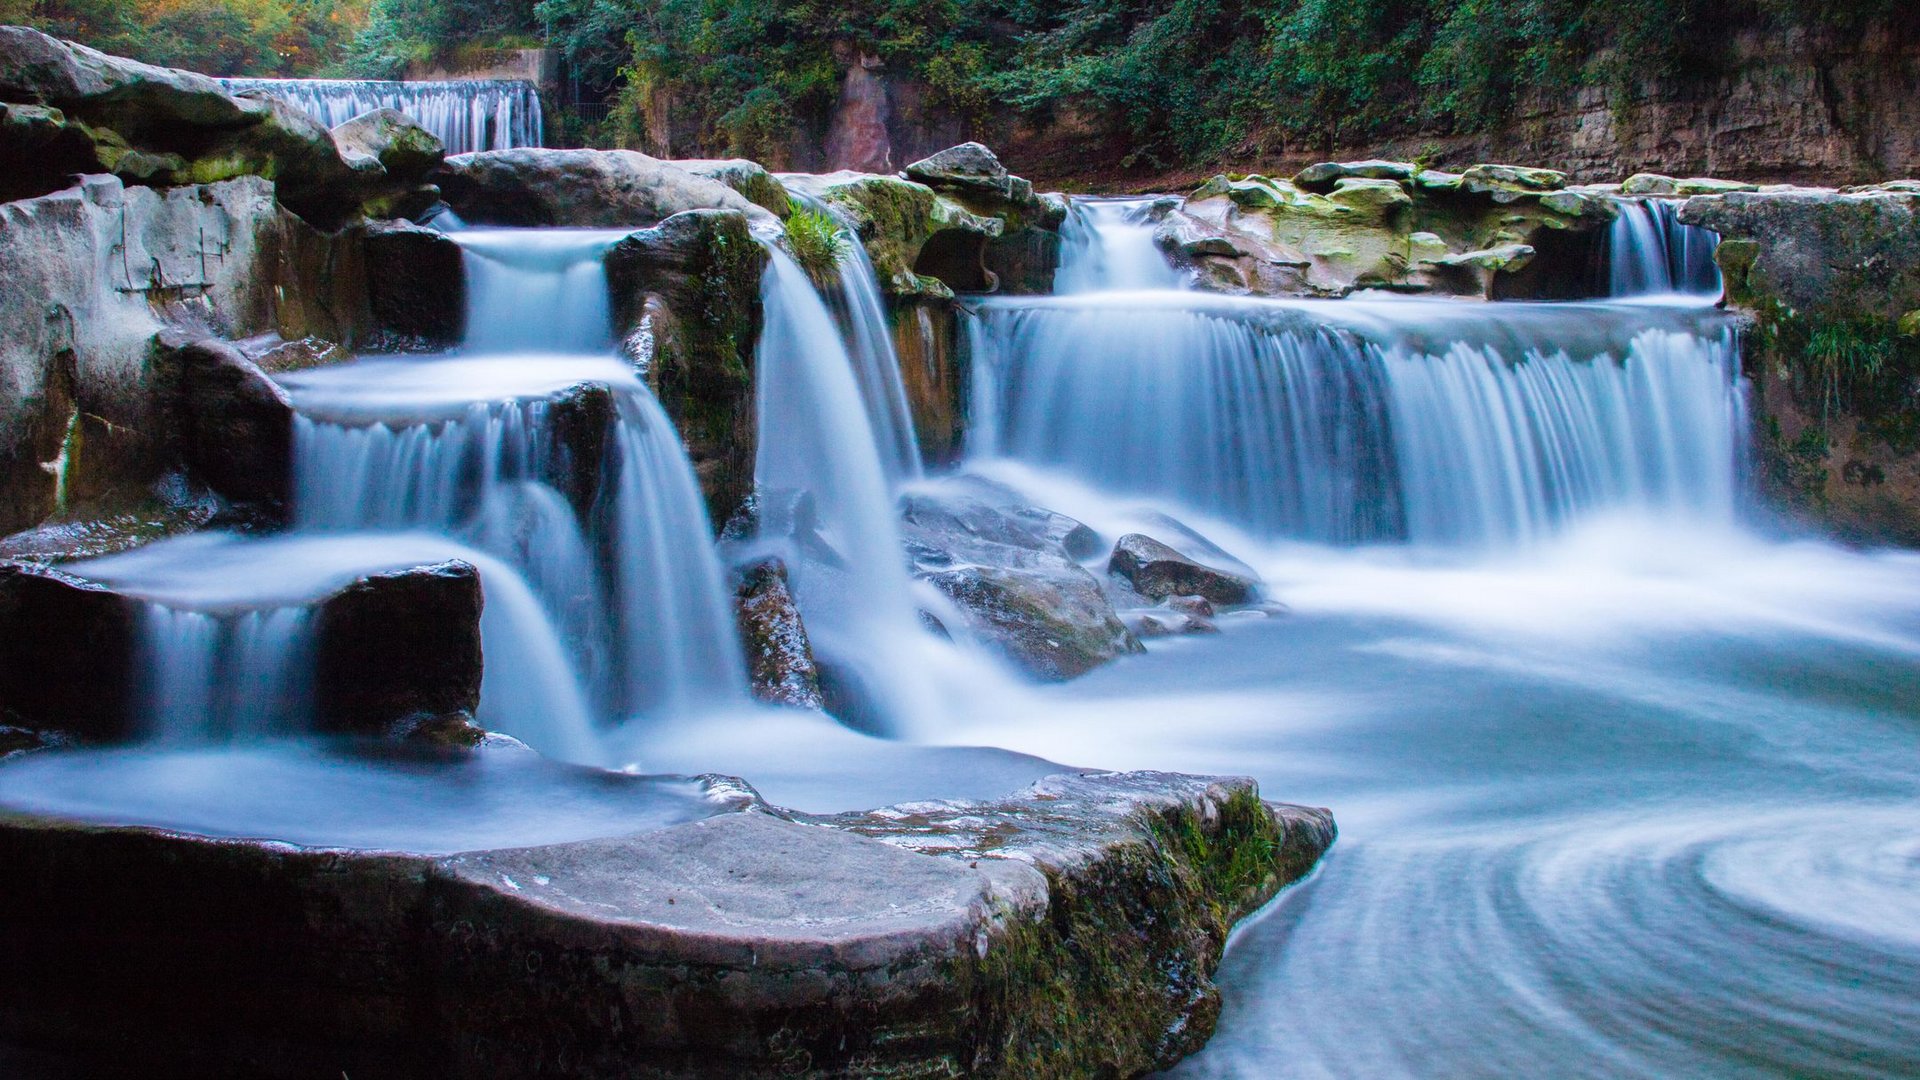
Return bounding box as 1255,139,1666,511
11,2,1910,168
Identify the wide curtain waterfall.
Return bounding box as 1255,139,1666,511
218,78,544,154
969,197,1746,549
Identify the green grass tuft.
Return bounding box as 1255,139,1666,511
781,208,850,284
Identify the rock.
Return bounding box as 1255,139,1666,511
1292,159,1418,193
332,108,443,180
1168,594,1214,617
1170,163,1611,299
734,556,823,709
672,157,792,217
1682,187,1920,545
1622,172,1679,196
1460,163,1568,194
239,334,350,373
362,220,466,350
0,768,1333,1077
0,723,58,758
604,210,767,522
0,563,141,740
433,148,778,230
329,108,444,219
1109,533,1259,605
901,491,1139,680
311,559,485,736
782,163,1064,298
0,174,374,537
904,141,1017,200
1123,610,1220,638
162,336,294,512
0,28,445,227
0,101,103,203
389,710,487,749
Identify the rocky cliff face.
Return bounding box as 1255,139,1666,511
1682,185,1920,546
632,24,1920,190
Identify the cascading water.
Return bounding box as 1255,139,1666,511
1053,197,1187,294
454,229,626,354
282,233,746,728
1607,198,1723,297
968,292,1744,547
752,246,948,730
216,78,543,154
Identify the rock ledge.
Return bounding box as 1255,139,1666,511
0,768,1332,1078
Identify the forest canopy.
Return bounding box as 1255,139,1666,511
5,0,1913,164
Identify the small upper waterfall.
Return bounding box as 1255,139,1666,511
217,78,544,154
1053,197,1186,294
1608,198,1723,297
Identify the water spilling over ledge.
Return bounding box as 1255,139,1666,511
217,77,544,154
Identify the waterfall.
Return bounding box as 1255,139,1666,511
1608,198,1723,297
217,78,543,154
452,228,626,354
139,606,313,742
1053,197,1185,294
829,239,924,481
753,246,943,730
967,294,1745,547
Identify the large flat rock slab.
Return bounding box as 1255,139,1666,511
0,768,1333,1078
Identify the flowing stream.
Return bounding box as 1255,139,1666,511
928,196,1920,1078
2,183,1916,1078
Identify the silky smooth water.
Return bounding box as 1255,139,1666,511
216,78,543,154
914,213,1920,1076
1608,198,1722,298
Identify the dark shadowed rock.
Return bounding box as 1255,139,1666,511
734,556,823,709
0,555,486,742
901,491,1139,680
313,558,483,735
362,220,466,350
0,563,140,740
605,209,767,522
1683,188,1920,545
435,148,778,229
163,336,294,512
1110,533,1260,605
0,768,1333,1078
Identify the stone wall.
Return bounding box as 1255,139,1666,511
0,175,369,536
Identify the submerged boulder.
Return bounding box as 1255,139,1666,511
901,491,1139,681
1109,533,1260,605
734,556,823,709
434,149,778,230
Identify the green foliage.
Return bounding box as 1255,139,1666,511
13,0,1911,170
781,207,850,283
14,0,373,76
